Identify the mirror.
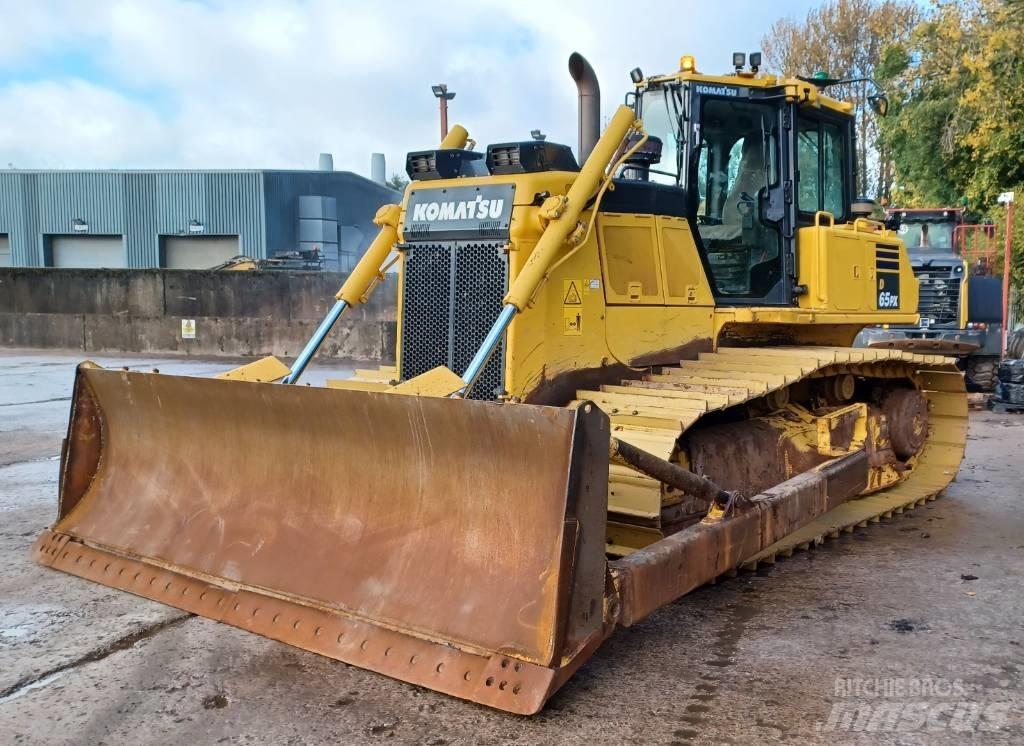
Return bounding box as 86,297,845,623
869,94,889,117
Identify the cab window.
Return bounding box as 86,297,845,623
797,116,846,220
898,220,956,250
637,86,683,185
694,98,782,298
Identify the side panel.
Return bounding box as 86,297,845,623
796,225,918,317
597,213,665,304
505,207,716,403
658,216,715,307
827,233,869,311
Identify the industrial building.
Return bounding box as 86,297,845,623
0,155,396,272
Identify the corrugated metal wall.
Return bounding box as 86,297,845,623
0,170,267,267
263,171,398,266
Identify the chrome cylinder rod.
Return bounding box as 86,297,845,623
457,304,517,397
283,299,349,384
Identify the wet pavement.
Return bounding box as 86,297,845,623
0,349,1022,744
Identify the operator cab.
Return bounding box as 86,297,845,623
888,208,961,257
625,55,857,306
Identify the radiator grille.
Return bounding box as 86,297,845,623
914,265,961,325
400,242,508,400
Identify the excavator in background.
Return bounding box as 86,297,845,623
211,247,325,271
855,207,1003,389
32,52,967,715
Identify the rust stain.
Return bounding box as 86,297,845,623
524,362,644,406
58,370,103,521
880,388,929,460
29,349,968,715
627,337,712,368
32,366,611,714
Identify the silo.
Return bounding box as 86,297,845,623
371,153,386,185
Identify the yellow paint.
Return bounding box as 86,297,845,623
335,204,401,305
562,307,583,336
795,222,918,316
386,366,465,397
439,124,469,150
594,348,966,554
388,83,923,404
215,356,290,383
816,403,868,456
503,105,639,312
647,67,852,116
958,259,970,329
598,213,664,305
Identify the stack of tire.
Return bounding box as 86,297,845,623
967,356,998,391
993,360,1024,409
1009,329,1024,360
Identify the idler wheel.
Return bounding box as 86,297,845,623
881,388,928,460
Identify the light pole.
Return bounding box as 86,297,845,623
998,190,1015,356
431,84,456,141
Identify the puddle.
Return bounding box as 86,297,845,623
0,623,34,641
0,671,65,705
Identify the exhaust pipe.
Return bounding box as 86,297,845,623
568,52,600,164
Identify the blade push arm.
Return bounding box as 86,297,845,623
284,124,474,385
283,203,401,383
457,105,641,395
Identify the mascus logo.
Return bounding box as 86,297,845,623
411,196,506,222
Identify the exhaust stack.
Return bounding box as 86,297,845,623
568,52,600,164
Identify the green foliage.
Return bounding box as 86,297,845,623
386,173,409,192
762,0,920,199
877,0,1024,212
767,0,1024,303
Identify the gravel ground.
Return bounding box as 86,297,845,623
0,349,1021,745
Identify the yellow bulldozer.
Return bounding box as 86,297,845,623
33,52,967,715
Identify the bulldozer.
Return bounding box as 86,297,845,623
855,207,1004,390
32,52,967,715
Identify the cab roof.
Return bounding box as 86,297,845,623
643,68,855,117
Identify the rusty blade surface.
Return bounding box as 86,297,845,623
43,365,610,704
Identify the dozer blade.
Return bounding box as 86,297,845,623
32,364,610,715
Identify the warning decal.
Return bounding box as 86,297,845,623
181,319,196,339
563,308,582,336
562,280,582,305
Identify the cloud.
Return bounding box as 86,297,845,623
0,79,168,168
0,0,822,176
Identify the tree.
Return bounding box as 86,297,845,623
875,2,984,207
386,173,409,192
762,0,920,201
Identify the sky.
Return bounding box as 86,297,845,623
0,0,825,180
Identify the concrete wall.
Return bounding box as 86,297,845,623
0,268,397,363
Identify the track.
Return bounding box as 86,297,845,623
573,346,968,559
349,347,968,565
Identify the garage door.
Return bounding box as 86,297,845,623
162,235,241,269
50,235,125,268
0,234,10,267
